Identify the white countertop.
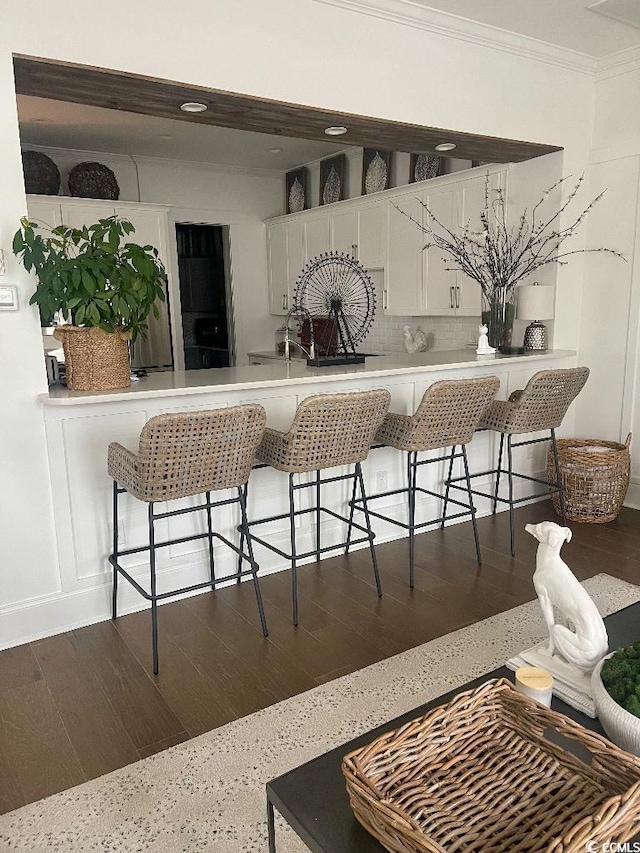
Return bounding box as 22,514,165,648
41,349,576,406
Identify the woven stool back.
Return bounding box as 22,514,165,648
381,376,500,451
258,390,390,473
108,404,266,502
481,366,590,434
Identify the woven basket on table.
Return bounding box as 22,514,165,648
547,435,631,524
54,326,131,391
342,678,640,853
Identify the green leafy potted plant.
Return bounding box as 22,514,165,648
592,644,640,755
13,215,167,391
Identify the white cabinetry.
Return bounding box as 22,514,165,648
264,166,506,318
303,213,330,264
266,218,305,315
26,195,174,369
383,167,505,317
265,200,385,316
330,202,383,268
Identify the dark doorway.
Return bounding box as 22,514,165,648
176,223,233,369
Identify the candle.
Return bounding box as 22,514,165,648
515,667,553,708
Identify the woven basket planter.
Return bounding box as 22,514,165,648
342,678,640,853
68,162,120,200
547,435,631,524
53,326,131,391
22,151,61,195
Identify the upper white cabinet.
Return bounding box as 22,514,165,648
330,202,383,268
266,217,306,315
303,213,330,265
383,167,506,317
26,195,174,369
264,165,507,318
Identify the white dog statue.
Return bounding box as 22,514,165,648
525,521,608,672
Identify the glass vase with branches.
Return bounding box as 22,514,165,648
395,174,624,350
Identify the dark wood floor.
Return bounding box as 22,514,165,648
1,500,640,815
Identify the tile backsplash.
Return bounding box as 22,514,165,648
365,271,480,354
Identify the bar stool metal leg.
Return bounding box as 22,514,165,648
148,501,159,675
238,486,268,637
345,472,358,555
462,445,482,565
237,483,247,584
315,469,321,562
493,432,505,515
357,462,382,598
506,435,516,557
550,428,567,525
205,490,216,590
112,481,119,620
288,473,299,626
441,445,456,531
408,452,417,589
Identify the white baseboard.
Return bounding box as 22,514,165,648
624,479,640,510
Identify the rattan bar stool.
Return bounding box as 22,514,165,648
447,366,590,556
108,405,268,674
350,376,500,588
240,390,390,626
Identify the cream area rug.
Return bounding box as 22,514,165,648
1,574,638,853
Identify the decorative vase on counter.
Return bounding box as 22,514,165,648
481,288,515,352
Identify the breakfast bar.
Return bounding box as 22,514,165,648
40,349,577,628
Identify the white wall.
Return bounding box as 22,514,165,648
576,58,640,506
0,0,600,646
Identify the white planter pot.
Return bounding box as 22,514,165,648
592,656,640,756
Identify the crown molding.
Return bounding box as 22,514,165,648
596,44,640,80
312,0,598,74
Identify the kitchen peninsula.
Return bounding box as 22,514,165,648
38,349,576,636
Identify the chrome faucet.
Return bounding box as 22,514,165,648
283,307,316,361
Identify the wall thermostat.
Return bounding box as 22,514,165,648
0,285,18,310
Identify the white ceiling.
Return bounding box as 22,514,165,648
17,96,345,172
410,0,640,57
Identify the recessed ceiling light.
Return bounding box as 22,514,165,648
267,147,283,153
180,102,208,113
159,134,174,140
435,142,456,152
325,126,348,136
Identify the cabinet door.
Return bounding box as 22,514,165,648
287,217,304,301
61,203,116,229
358,202,383,269
331,209,358,257
118,207,174,369
455,171,502,316
422,185,457,316
304,213,330,263
26,198,63,230
384,195,424,315
266,222,289,315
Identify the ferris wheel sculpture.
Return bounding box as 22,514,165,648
292,251,376,366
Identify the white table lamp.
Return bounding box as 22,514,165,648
517,284,555,351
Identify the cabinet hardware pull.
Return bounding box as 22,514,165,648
455,286,460,309
352,243,358,260
383,289,388,310
282,294,286,310
449,286,454,309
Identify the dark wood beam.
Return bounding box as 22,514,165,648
13,55,562,164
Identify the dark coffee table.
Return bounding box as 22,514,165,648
266,601,639,853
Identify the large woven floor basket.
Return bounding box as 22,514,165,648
547,436,631,524
54,326,131,391
342,679,640,853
